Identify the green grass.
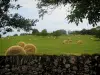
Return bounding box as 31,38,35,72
0,35,100,55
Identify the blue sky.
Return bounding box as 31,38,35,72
2,0,99,37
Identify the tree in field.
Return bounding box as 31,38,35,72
96,26,100,30
80,29,87,35
0,34,1,38
53,30,61,38
37,0,100,26
58,29,67,35
90,28,97,35
95,30,100,39
95,26,100,39
13,34,18,36
71,31,80,35
32,29,39,35
41,29,48,36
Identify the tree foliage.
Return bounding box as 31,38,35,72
32,29,39,35
7,13,38,31
0,0,21,28
0,0,39,32
0,13,39,32
13,34,18,36
95,30,100,39
5,27,13,32
3,31,6,35
41,29,48,36
69,26,100,39
53,30,61,38
58,29,66,35
0,34,1,38
37,0,100,26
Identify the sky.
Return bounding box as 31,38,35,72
1,0,99,37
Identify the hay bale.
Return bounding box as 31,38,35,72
24,44,36,55
63,40,68,44
54,38,56,39
29,39,31,41
5,46,26,56
63,38,72,44
69,40,72,43
77,40,83,44
18,42,26,48
90,38,93,40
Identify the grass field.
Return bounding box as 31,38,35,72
0,35,100,55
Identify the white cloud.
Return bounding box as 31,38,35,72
9,0,98,34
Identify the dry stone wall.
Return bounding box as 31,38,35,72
0,54,100,75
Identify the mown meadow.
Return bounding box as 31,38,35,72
0,35,100,55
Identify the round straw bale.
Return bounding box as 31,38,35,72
63,40,68,44
77,40,83,44
18,42,26,48
5,46,26,56
24,44,36,55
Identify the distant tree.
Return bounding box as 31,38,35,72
0,34,1,38
32,29,39,35
37,0,100,26
90,28,97,35
53,30,61,38
79,28,97,35
96,26,100,30
80,29,87,35
70,30,80,35
48,32,53,36
65,27,100,38
13,34,18,36
58,29,67,35
41,29,48,36
95,30,100,39
20,33,27,36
